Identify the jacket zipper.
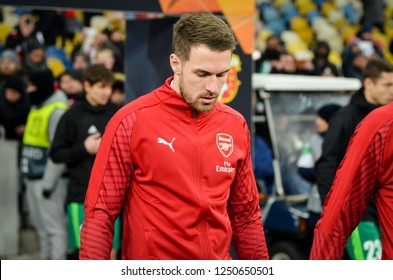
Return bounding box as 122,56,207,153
192,113,211,259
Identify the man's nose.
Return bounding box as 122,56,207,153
205,76,219,93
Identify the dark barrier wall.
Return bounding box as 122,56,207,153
0,0,161,12
125,17,176,102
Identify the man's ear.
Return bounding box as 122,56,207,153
83,80,91,92
363,77,372,89
170,53,181,75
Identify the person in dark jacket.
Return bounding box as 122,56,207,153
57,69,85,105
5,8,45,62
21,69,69,260
0,49,24,89
49,64,120,259
316,58,393,259
21,40,49,78
0,75,30,257
0,75,30,140
312,41,339,77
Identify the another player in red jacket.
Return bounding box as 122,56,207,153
311,101,393,260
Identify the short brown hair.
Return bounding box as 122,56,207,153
83,64,114,86
363,58,393,82
172,12,237,62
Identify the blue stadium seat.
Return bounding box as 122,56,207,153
266,19,286,37
263,6,281,23
281,2,300,26
312,0,329,9
46,46,72,70
307,9,321,25
342,3,361,25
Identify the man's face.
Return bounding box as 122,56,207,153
365,72,393,105
315,116,329,134
172,45,232,113
84,81,112,106
59,74,83,95
19,14,35,37
73,55,89,70
0,58,18,75
28,48,45,64
4,88,22,103
93,50,115,70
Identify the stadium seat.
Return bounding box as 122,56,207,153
290,16,309,32
326,37,344,54
342,3,361,25
335,0,351,9
47,57,66,78
341,25,358,44
281,30,302,44
281,2,300,26
327,9,344,26
295,0,317,16
0,23,13,46
262,6,281,24
297,28,314,46
316,24,338,41
286,40,308,55
321,2,335,17
312,0,329,9
266,20,286,37
255,29,273,51
46,46,72,70
89,15,109,31
274,0,290,8
1,6,19,28
311,16,329,31
307,9,321,25
328,50,343,68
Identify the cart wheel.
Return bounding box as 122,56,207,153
269,241,304,260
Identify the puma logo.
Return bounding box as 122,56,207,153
157,137,176,152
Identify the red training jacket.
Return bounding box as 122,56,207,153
80,77,268,260
310,102,393,260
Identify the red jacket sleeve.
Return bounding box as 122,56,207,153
228,126,269,260
80,115,133,260
310,121,386,259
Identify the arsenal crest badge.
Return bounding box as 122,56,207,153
216,133,233,157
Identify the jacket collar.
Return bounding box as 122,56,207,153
154,76,216,123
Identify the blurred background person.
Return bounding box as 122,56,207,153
0,76,30,258
20,69,69,259
316,59,393,260
50,64,120,259
71,51,90,71
110,78,125,107
21,40,49,77
297,104,341,218
0,49,24,89
5,8,45,62
57,69,84,105
312,41,340,77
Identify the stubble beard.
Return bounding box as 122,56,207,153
179,75,217,113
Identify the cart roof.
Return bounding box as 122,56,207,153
252,74,362,92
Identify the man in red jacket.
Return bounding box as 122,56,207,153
79,12,268,260
310,101,393,260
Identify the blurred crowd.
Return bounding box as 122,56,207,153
254,0,392,80
0,6,127,259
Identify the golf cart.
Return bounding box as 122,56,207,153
252,74,361,259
